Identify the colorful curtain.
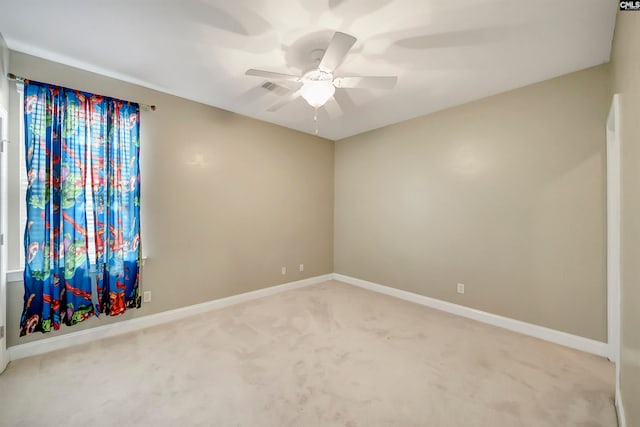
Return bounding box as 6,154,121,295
93,97,142,316
20,81,141,336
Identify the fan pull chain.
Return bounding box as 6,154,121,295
314,108,319,135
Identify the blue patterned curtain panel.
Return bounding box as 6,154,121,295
20,81,141,336
93,96,142,316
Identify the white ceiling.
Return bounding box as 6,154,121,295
0,0,617,140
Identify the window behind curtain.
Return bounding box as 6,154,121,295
17,84,97,269
19,80,142,335
18,83,26,269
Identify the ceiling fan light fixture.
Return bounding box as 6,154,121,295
246,31,397,115
300,81,335,108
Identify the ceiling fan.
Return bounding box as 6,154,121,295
245,32,398,113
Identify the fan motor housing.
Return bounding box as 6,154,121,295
302,69,333,83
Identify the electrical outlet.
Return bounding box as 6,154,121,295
143,291,152,302
457,283,465,294
299,264,304,272
281,266,287,275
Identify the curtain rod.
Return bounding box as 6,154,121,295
6,73,156,111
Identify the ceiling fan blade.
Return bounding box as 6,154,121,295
246,69,301,82
319,32,357,72
267,91,301,112
323,97,343,118
274,80,302,92
333,76,397,89
334,89,358,111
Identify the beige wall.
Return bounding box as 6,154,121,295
5,51,334,347
2,35,621,370
611,11,640,427
335,65,610,341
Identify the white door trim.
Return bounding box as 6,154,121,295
606,94,621,369
0,105,9,373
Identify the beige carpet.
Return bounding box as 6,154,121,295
0,280,616,427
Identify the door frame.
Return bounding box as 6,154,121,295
0,105,8,373
606,94,621,373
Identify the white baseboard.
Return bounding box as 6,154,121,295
333,273,610,358
8,273,612,362
8,274,333,361
616,387,627,427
